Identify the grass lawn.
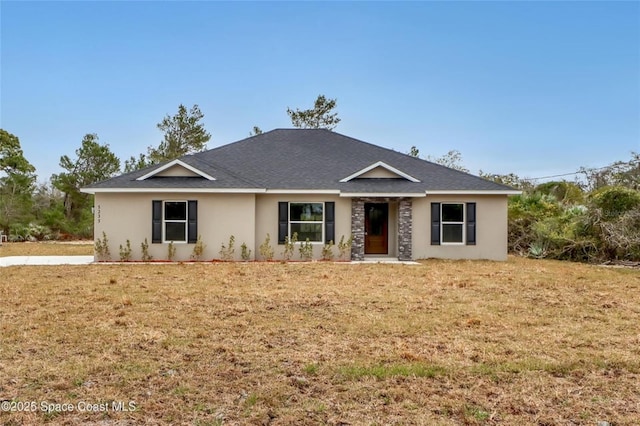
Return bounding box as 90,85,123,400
0,257,638,425
0,242,94,257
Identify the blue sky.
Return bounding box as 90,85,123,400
2,1,639,183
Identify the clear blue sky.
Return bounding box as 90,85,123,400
2,1,639,183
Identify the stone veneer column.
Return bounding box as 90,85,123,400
351,198,365,261
398,199,413,261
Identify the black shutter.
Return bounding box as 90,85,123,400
278,202,288,244
188,200,198,244
325,202,335,244
466,202,476,245
152,200,162,243
430,202,441,245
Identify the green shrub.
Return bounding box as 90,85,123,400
141,238,152,261
259,234,274,261
535,181,584,204
337,235,353,260
241,242,252,261
95,232,110,261
282,232,298,261
191,235,206,260
119,240,132,262
508,193,563,255
219,235,235,261
299,238,313,261
589,186,640,219
322,240,335,261
8,223,54,242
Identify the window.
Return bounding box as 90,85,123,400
278,201,335,245
441,203,464,244
152,200,197,244
164,201,187,242
431,202,476,246
289,202,323,242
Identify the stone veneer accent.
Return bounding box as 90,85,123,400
397,199,413,260
350,199,365,261
350,197,413,261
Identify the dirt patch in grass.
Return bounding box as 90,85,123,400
0,242,94,257
1,258,638,425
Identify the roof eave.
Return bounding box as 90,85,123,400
81,187,266,194
425,189,522,195
82,187,522,196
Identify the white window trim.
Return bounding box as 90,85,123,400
163,200,188,243
288,202,325,244
441,203,465,245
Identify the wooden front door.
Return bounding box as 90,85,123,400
365,203,388,254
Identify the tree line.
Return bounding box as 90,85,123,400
502,160,640,263
0,95,339,240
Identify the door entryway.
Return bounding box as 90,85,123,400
364,203,388,254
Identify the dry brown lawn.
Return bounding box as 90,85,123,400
0,258,638,425
0,242,94,257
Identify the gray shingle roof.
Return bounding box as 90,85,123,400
86,129,516,193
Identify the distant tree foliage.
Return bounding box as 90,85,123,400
147,104,211,165
52,133,120,223
124,153,150,173
479,171,535,192
579,152,639,191
0,129,36,231
427,150,469,173
287,95,341,130
250,126,263,136
0,129,35,176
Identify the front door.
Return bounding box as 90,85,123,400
365,203,388,254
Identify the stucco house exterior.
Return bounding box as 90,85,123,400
82,129,519,261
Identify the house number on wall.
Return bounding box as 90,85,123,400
97,205,101,223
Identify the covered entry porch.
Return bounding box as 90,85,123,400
350,197,412,261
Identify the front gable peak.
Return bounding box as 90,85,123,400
136,159,216,181
339,161,420,183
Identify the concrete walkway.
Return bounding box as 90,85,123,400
354,260,420,265
0,256,420,267
0,256,94,267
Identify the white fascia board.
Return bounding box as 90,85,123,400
339,161,420,183
339,192,426,198
136,159,216,181
264,189,341,194
425,190,522,195
81,187,266,194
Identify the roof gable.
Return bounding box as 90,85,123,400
136,159,216,181
339,161,420,183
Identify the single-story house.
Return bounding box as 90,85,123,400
82,129,519,261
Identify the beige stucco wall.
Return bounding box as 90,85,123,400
359,167,400,178
94,192,255,261
412,195,508,261
93,192,508,262
254,194,352,260
155,165,199,177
